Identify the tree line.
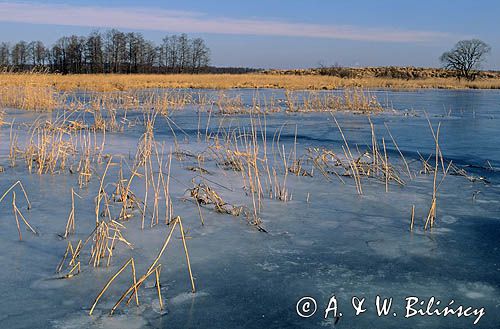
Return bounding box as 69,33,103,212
0,29,211,74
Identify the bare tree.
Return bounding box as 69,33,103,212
11,41,28,70
440,39,491,81
66,36,86,73
51,37,70,73
28,41,47,67
0,42,10,67
85,31,104,73
142,40,157,73
165,35,179,72
105,29,127,73
126,32,141,73
177,34,190,72
190,38,210,72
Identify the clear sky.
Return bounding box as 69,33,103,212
0,0,498,69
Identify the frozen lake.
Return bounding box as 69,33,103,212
0,88,499,328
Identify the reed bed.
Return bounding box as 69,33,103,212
1,85,388,116
285,89,383,112
1,73,500,92
0,85,64,111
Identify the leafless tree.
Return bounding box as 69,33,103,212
11,41,28,70
85,31,104,73
105,29,127,73
190,38,210,72
28,41,47,67
440,39,491,81
0,42,10,67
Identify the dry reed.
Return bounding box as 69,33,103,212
2,73,500,92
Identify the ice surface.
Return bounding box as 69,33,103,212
0,89,499,328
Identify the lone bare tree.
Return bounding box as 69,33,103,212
440,39,491,81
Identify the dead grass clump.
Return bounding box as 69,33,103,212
0,85,63,111
217,148,246,172
89,216,194,316
216,91,247,114
57,218,132,274
24,121,77,174
304,118,408,193
285,89,383,113
7,115,109,177
56,240,83,279
90,220,133,267
187,181,266,232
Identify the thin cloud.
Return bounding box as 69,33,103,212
0,2,451,42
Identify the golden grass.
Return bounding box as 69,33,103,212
1,72,500,93
0,73,64,110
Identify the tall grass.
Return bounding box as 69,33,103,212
1,72,500,92
0,85,63,111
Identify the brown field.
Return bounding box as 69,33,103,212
1,72,500,92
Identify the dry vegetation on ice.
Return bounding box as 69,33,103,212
0,84,498,327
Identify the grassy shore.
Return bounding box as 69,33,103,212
1,72,500,92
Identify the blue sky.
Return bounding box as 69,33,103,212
0,0,498,69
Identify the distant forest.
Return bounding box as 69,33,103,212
0,29,256,74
